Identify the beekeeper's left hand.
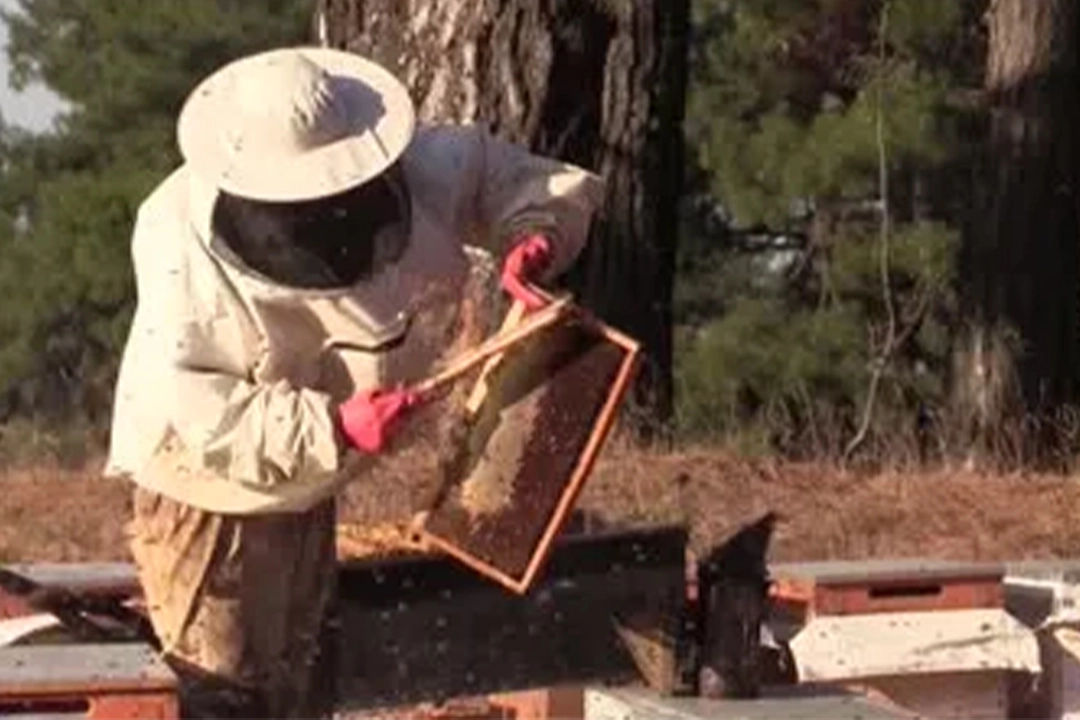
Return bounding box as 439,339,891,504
500,234,553,311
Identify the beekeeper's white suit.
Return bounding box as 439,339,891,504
105,47,602,719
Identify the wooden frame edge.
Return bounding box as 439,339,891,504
417,315,643,595
517,341,643,592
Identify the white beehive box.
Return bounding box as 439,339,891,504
771,560,1042,720
1005,560,1080,720
788,609,1040,719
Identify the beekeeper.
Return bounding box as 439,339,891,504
105,46,603,718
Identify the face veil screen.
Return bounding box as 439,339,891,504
211,165,412,289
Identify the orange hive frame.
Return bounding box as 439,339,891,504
415,301,641,595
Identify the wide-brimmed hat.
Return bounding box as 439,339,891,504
177,46,416,202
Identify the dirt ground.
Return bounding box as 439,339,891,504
3,445,1079,564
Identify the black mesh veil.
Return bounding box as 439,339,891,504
210,164,411,289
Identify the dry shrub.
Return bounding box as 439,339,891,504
3,445,1080,564
577,443,1080,562
0,460,131,563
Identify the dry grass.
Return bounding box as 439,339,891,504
0,461,133,563
2,447,1080,564
579,444,1080,561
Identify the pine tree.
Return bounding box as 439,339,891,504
0,0,310,446
677,0,984,460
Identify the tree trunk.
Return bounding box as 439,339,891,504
954,0,1080,466
313,0,689,437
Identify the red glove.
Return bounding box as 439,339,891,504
501,234,553,311
338,386,420,454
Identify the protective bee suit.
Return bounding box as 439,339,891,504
105,47,603,718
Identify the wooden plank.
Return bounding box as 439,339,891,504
0,643,175,697
851,672,1010,720
583,685,919,720
89,692,180,720
3,565,139,595
488,687,586,719
333,526,687,712
1006,559,1080,583
770,559,1005,586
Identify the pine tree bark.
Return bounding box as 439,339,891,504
313,0,689,436
955,0,1080,465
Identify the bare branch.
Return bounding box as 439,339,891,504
845,3,897,463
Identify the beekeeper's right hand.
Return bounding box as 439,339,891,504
338,386,421,454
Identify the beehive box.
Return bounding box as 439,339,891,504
0,643,178,719
1004,559,1080,719
771,559,1041,720
333,526,688,712
769,558,1007,622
